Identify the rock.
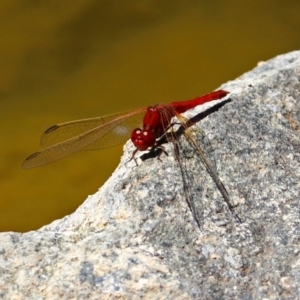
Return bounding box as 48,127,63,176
1,51,300,299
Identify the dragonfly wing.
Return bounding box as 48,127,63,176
23,108,146,169
40,110,144,148
173,110,217,168
189,126,217,169
82,111,144,150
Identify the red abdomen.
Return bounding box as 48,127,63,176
169,90,229,114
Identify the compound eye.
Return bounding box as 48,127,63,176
131,128,156,151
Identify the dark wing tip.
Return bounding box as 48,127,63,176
22,151,40,169
44,125,59,134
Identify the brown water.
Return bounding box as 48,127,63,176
0,1,299,232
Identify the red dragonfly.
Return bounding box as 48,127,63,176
23,90,228,169
23,90,239,223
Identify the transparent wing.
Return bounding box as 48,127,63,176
187,125,217,168
40,110,144,149
176,112,241,223
23,108,146,169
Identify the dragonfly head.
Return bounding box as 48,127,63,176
131,128,156,151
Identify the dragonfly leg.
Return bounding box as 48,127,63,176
156,145,168,161
139,145,168,161
126,148,139,167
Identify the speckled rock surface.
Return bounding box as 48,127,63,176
1,51,300,299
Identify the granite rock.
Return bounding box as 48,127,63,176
0,51,300,299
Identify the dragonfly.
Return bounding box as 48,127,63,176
23,90,240,224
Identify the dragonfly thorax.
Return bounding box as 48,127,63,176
143,105,173,138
